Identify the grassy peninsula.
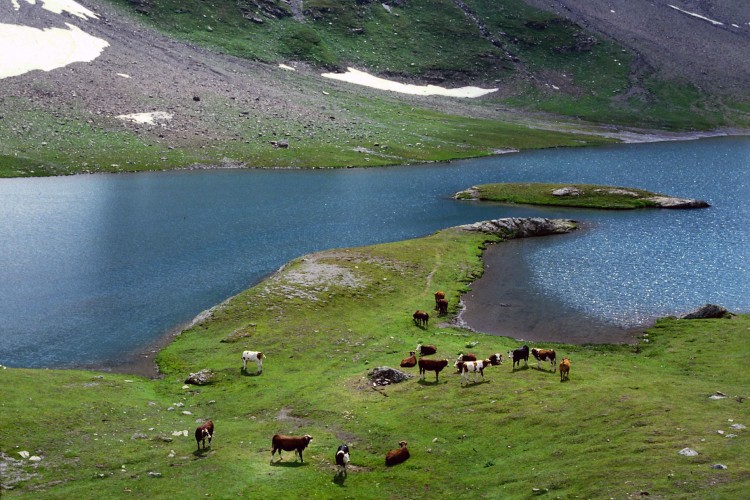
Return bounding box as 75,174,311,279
2,226,748,498
455,182,710,209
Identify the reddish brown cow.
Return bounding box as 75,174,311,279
436,298,449,315
532,348,557,371
271,434,313,462
418,357,449,382
400,351,417,368
195,420,214,450
434,291,445,309
413,310,429,327
385,441,410,466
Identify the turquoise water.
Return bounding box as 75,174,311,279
1,136,748,368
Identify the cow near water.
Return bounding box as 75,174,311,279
508,345,529,369
531,348,557,372
413,310,429,327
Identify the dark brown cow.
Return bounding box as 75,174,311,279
271,434,313,462
436,298,449,315
416,344,437,356
400,351,417,368
385,441,410,466
195,420,214,450
418,357,449,382
413,310,429,327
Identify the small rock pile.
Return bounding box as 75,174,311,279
368,366,413,386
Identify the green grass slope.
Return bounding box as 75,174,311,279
2,227,748,497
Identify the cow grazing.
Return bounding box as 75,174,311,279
271,434,313,462
434,291,445,309
385,441,410,466
413,310,429,327
532,348,557,371
195,420,214,450
508,345,529,369
436,298,449,315
460,359,493,385
335,444,350,472
453,352,477,373
241,350,264,374
418,357,449,382
416,344,437,356
487,353,504,366
400,351,417,368
560,358,571,382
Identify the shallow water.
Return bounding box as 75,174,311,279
1,136,748,369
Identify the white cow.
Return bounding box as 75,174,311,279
241,350,264,374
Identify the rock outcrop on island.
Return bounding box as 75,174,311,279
456,217,577,238
679,304,733,319
644,196,710,209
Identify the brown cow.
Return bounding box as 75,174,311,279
385,441,410,466
434,291,445,309
436,298,449,315
400,351,417,368
271,434,313,462
532,348,557,372
418,357,449,382
413,310,429,327
416,344,437,356
195,420,214,450
560,358,571,382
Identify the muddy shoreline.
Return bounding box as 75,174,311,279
458,236,647,345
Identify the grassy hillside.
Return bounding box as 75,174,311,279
108,0,749,129
2,227,748,497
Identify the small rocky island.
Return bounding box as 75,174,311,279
454,183,710,209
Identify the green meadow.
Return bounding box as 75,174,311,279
2,226,748,498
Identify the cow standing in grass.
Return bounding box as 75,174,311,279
195,420,214,450
271,434,313,462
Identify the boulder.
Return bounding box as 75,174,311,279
680,304,732,319
185,369,214,385
369,366,413,386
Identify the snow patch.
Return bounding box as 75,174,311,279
116,111,173,125
668,5,723,26
322,67,497,98
0,22,109,79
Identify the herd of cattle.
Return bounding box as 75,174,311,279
192,291,572,472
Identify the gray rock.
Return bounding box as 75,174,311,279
369,366,413,386
185,369,214,385
645,196,710,208
678,447,699,456
147,471,162,478
457,217,577,239
551,186,581,196
680,304,732,319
